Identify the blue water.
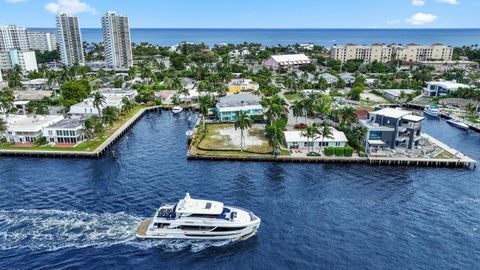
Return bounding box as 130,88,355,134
0,112,479,269
29,28,480,47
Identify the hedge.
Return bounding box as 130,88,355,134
307,152,321,157
335,147,344,156
344,146,353,157
324,147,335,156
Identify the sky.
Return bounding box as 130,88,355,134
0,0,479,28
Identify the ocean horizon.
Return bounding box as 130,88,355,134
29,28,480,47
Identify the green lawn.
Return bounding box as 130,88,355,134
284,92,304,102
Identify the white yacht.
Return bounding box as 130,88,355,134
446,119,470,130
423,105,440,117
136,193,261,241
172,106,183,114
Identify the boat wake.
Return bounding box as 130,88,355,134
0,209,232,252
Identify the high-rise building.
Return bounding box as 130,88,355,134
101,11,133,69
0,24,29,51
28,32,57,52
392,43,453,62
0,49,38,72
56,13,84,66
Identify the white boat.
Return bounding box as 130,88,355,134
172,106,183,114
136,193,261,241
423,105,440,117
185,130,194,139
446,119,469,130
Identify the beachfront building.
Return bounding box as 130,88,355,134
1,114,64,144
360,108,424,152
0,49,38,72
43,118,85,145
98,88,138,101
227,79,260,94
215,94,264,122
56,13,84,66
330,43,393,63
393,43,453,62
0,24,29,51
424,80,471,97
69,96,124,116
27,32,57,52
284,128,348,150
101,11,133,69
263,54,311,70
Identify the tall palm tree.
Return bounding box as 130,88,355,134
234,111,254,152
316,123,334,155
339,107,357,125
291,100,304,124
102,106,119,127
0,118,7,142
91,92,107,117
302,126,318,153
265,119,286,156
127,66,137,80
199,95,210,131
177,87,190,104
301,98,315,125
261,95,289,125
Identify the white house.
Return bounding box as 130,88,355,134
263,54,311,70
43,118,85,145
98,88,138,101
69,96,124,116
381,89,416,101
227,78,260,93
1,114,64,144
21,78,48,90
284,128,348,150
424,80,471,97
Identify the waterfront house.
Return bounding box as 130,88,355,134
227,79,260,94
380,89,416,102
424,80,471,97
215,94,264,122
284,128,348,150
69,96,124,116
359,108,424,152
1,114,64,144
263,54,311,70
98,88,138,101
43,118,85,146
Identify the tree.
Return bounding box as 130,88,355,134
348,86,364,101
177,87,190,104
234,111,254,151
291,100,304,124
102,106,119,126
0,118,7,144
60,80,91,106
316,123,334,155
265,118,286,156
83,115,103,138
6,65,23,88
339,107,357,125
199,95,210,131
91,92,107,117
261,95,289,125
301,125,318,153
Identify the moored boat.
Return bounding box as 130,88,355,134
136,193,261,241
185,130,194,139
423,105,440,117
172,106,183,114
446,119,469,130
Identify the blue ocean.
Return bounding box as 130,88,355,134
29,28,480,47
0,112,479,269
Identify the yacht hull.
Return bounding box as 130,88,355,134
446,120,469,130
423,109,439,117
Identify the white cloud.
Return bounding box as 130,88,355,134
406,13,438,25
387,19,401,25
412,0,426,6
437,0,459,4
44,0,96,15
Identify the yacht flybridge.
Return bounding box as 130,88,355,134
136,193,261,240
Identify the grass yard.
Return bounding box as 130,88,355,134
284,92,304,102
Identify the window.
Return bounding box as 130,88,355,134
178,225,214,231
212,226,247,232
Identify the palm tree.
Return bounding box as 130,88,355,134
0,118,7,146
171,77,182,90
177,87,190,104
127,66,137,80
316,123,334,155
301,126,318,153
301,97,315,125
199,95,210,131
261,95,289,125
291,100,304,124
101,106,119,127
234,111,254,151
91,92,107,117
265,119,286,156
339,107,357,125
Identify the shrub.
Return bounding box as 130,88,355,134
324,147,335,156
335,147,345,156
307,152,320,157
344,146,353,157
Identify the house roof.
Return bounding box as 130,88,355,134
370,108,413,119
217,94,260,108
284,128,348,143
46,118,84,129
270,54,311,64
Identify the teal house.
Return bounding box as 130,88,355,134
215,94,264,122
